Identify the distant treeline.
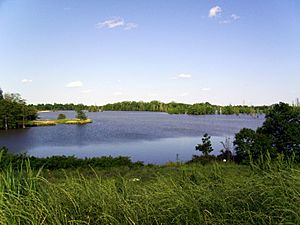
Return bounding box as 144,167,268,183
101,101,270,115
30,103,89,111
33,101,270,115
0,89,37,130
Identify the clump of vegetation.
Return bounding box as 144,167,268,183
0,88,37,130
76,109,87,120
234,102,300,164
57,113,66,120
0,148,142,170
195,133,213,156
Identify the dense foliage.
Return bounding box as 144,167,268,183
234,102,300,163
0,89,37,130
75,109,87,120
101,101,269,115
31,103,89,111
0,148,143,170
32,101,269,115
32,103,100,112
57,113,66,120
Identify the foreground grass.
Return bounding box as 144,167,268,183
26,118,92,126
0,162,299,225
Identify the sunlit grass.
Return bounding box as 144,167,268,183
26,118,92,126
0,161,299,224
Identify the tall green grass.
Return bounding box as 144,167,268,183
0,161,299,224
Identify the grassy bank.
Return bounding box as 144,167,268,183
0,154,299,224
26,118,92,126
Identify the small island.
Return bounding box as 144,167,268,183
27,110,92,127
26,118,92,126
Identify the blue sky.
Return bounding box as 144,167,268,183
0,0,299,105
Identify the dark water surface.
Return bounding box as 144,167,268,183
0,111,264,164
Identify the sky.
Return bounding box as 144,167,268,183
0,0,300,106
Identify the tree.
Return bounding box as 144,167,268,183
220,137,234,161
57,113,66,120
76,109,87,120
258,102,300,160
234,102,300,163
195,133,213,156
234,128,274,163
0,88,3,100
0,91,37,130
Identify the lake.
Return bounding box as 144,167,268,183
0,111,264,164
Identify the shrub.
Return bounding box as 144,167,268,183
57,113,66,120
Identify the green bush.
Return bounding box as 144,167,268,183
57,113,66,120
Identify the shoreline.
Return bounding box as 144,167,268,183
26,119,92,126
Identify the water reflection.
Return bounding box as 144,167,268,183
0,111,264,164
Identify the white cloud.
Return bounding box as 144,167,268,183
201,88,211,91
219,14,240,24
96,17,124,29
231,14,240,20
209,6,222,17
21,79,32,84
66,81,83,88
175,73,192,79
96,17,137,30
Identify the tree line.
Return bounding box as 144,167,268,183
101,101,270,115
33,101,271,115
31,103,89,111
0,88,37,130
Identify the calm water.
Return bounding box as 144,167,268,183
0,111,264,164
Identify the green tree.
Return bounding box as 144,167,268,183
234,128,274,163
234,102,300,163
76,109,87,120
258,102,300,160
0,88,3,100
57,113,66,120
0,91,37,130
195,133,214,156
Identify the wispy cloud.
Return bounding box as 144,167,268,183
96,17,137,30
96,17,124,29
209,6,222,17
21,79,32,84
231,14,240,20
201,87,211,91
219,14,240,24
66,81,83,88
124,22,138,30
172,73,192,80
